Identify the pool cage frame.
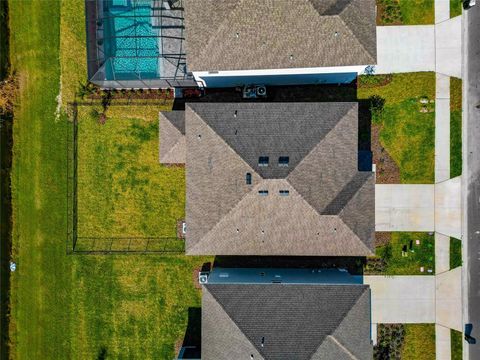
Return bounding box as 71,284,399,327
85,0,196,89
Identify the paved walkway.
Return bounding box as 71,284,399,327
436,16,462,78
365,275,436,323
435,176,462,239
436,267,463,331
436,324,452,360
435,0,450,23
435,73,451,182
435,233,450,274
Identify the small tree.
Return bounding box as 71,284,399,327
77,81,96,99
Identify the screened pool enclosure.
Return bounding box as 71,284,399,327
86,0,196,88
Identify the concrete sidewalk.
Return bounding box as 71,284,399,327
436,267,463,331
435,0,450,23
435,73,451,183
435,176,462,239
436,324,452,360
436,16,462,78
435,233,451,274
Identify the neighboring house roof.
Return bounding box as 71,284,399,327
184,0,377,72
159,111,186,164
202,284,372,360
185,102,375,256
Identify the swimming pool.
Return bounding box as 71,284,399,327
102,0,160,80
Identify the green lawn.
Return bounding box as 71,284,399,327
451,0,463,18
76,104,182,239
9,0,210,358
358,73,436,183
451,77,462,178
366,233,435,275
451,329,463,360
450,237,463,269
402,324,436,360
0,0,8,79
377,0,434,25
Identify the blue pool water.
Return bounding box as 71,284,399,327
103,0,160,80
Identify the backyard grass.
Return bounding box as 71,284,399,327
366,233,435,275
60,0,86,104
377,0,434,25
451,77,462,178
0,0,8,79
451,0,463,18
358,73,436,183
402,324,436,360
450,237,463,269
9,0,210,358
76,104,182,239
451,329,463,360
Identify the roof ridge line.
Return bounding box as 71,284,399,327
186,105,261,252
160,137,183,163
337,175,374,254
325,288,370,359
307,288,367,360
325,335,359,360
204,286,265,357
321,171,372,215
338,3,376,63
337,215,373,254
188,180,268,253
283,179,371,255
286,104,357,210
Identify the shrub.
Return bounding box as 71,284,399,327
77,81,96,99
369,95,386,120
0,74,18,115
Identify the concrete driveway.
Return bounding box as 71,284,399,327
375,26,435,74
375,184,435,232
364,275,435,323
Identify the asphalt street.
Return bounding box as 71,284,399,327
464,3,480,359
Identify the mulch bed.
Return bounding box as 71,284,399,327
372,124,401,184
87,89,174,100
375,232,392,247
192,267,202,290
176,219,185,239
174,338,183,358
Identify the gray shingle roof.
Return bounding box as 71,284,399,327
202,284,372,360
185,102,375,256
184,0,377,72
159,111,186,164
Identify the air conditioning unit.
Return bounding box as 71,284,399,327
242,84,267,99
198,271,210,285
256,85,267,97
